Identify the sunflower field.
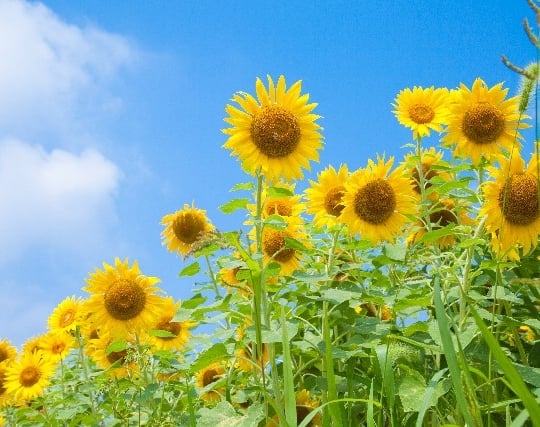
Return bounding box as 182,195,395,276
2,3,540,427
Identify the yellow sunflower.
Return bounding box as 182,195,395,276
4,351,56,401
85,330,136,378
223,75,323,182
247,182,305,220
161,203,215,257
82,257,165,338
408,199,474,249
0,340,17,367
40,331,75,364
196,362,226,403
47,296,84,333
234,325,269,372
0,365,14,408
402,147,452,199
480,153,540,259
340,156,417,243
392,86,449,138
305,164,349,228
145,296,195,352
218,265,252,297
442,78,528,164
267,389,322,426
22,336,45,355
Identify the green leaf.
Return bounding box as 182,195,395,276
182,293,207,309
190,343,229,374
263,214,287,229
320,288,362,304
230,181,254,192
284,236,311,253
105,339,128,355
179,261,200,277
219,197,250,214
148,329,177,338
267,185,294,197
383,242,407,261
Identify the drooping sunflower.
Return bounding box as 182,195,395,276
161,203,215,257
392,86,449,139
442,78,528,164
267,389,322,427
408,198,474,249
0,340,17,367
401,147,452,199
40,331,76,364
82,258,165,338
223,75,323,182
340,156,417,243
145,296,195,352
196,362,226,403
480,153,540,259
47,296,84,333
4,351,56,401
304,164,349,228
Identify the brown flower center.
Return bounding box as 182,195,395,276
51,341,67,355
156,321,182,340
262,229,296,263
251,105,300,158
408,103,434,124
296,405,314,425
0,348,8,363
354,179,396,224
107,348,128,365
324,186,345,216
498,173,539,225
104,278,146,321
172,213,206,244
462,103,505,144
265,199,293,216
19,366,41,387
202,368,220,387
411,163,439,194
429,208,458,227
59,309,76,328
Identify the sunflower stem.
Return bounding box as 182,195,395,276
74,327,101,423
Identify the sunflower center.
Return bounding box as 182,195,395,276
104,278,147,321
296,405,314,425
324,185,345,216
0,348,8,363
354,179,396,224
107,349,128,365
408,103,435,124
262,230,296,263
411,164,438,194
251,105,300,158
202,368,220,387
462,103,505,144
59,309,75,328
19,366,41,387
52,342,67,355
172,213,205,244
429,209,458,227
156,321,181,340
265,200,292,216
498,173,539,225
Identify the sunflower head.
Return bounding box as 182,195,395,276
161,203,215,257
196,362,226,403
442,78,529,164
82,258,165,338
223,75,323,182
267,389,322,426
4,351,56,402
40,331,75,363
340,156,417,243
235,324,269,372
402,147,451,199
392,86,449,138
47,295,83,333
0,340,17,367
305,164,349,228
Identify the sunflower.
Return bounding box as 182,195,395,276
402,147,452,199
223,75,323,182
340,156,417,243
22,336,45,355
442,78,528,164
392,86,449,139
480,153,540,259
0,365,13,408
161,203,215,257
40,331,75,363
85,331,135,378
0,340,17,367
82,258,165,338
235,325,269,372
196,362,226,403
4,351,56,401
355,303,393,320
247,182,304,220
218,265,252,297
305,164,349,228
145,296,195,352
267,389,322,426
408,198,474,249
47,296,84,333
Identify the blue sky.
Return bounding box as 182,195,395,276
0,0,534,346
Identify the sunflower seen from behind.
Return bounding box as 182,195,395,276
340,156,417,243
161,203,215,257
304,164,348,228
4,351,56,402
392,86,449,139
442,78,528,164
83,258,165,338
223,75,323,182
480,153,540,260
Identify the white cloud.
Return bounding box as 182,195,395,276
0,0,134,136
0,139,121,264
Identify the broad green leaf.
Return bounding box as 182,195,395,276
230,181,254,192
190,343,229,374
179,261,200,277
383,242,407,261
105,339,128,355
219,197,250,214
267,185,294,197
